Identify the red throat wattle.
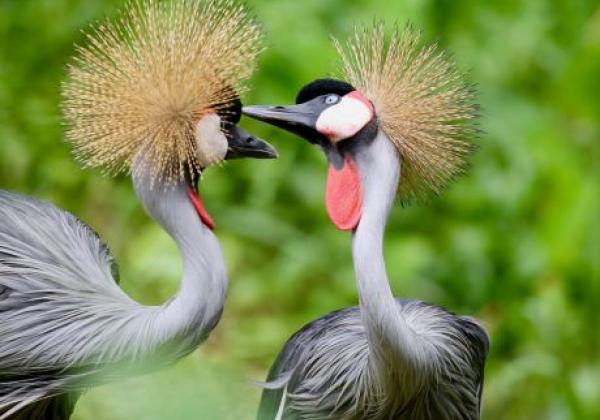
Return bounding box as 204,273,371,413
187,187,215,230
325,157,362,231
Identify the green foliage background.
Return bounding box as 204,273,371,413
0,0,598,418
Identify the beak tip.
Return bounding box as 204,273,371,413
261,143,278,159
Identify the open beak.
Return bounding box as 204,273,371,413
225,126,278,160
242,103,324,144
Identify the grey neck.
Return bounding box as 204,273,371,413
132,174,227,350
351,131,424,375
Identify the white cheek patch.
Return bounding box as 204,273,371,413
195,114,228,167
316,96,373,142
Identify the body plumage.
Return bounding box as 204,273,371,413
260,300,487,420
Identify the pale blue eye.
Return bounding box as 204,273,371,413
325,95,339,105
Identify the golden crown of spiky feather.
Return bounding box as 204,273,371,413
333,23,478,201
62,0,263,184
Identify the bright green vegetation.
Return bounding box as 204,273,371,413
0,0,598,419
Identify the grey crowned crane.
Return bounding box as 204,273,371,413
244,24,489,420
0,0,275,418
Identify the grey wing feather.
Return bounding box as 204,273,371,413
257,307,360,420
0,191,135,417
256,341,302,420
257,300,489,420
1,393,78,420
457,316,489,413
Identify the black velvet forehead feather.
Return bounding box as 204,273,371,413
296,78,355,104
214,85,242,125
218,96,242,124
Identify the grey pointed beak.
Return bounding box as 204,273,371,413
242,104,316,127
225,126,278,160
242,103,324,144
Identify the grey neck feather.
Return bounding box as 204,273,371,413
351,131,425,377
132,174,227,352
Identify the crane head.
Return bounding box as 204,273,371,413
242,79,376,167
63,0,270,187
207,94,277,163
189,95,276,230
242,78,379,231
243,23,479,219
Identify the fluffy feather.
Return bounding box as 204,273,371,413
333,23,478,201
62,0,263,184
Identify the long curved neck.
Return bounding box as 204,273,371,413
132,175,227,356
351,131,424,376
